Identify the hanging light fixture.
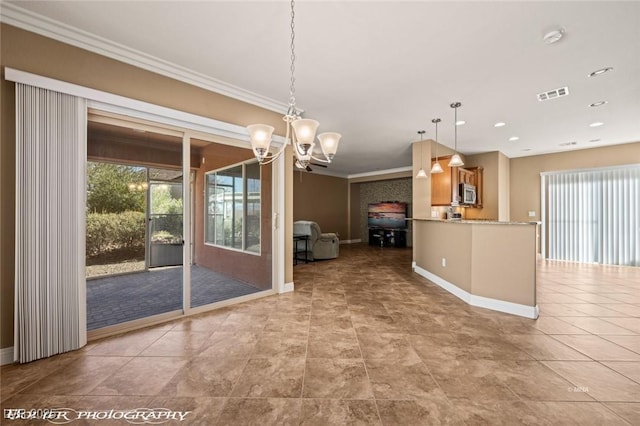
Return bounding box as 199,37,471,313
246,0,341,168
430,118,443,174
416,130,427,179
448,102,465,167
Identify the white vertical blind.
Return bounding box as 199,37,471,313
14,83,87,363
545,165,640,266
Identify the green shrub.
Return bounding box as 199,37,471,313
86,211,145,256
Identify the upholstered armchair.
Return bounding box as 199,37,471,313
293,220,339,260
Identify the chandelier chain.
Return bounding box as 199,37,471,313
288,0,296,108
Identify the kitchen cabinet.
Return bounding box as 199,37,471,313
430,156,483,207
465,166,483,207
430,156,453,206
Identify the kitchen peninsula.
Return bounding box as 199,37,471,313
413,219,538,319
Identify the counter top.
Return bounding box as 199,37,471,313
411,218,540,225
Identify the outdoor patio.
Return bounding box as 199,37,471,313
86,265,264,330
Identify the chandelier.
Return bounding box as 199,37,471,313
246,0,341,168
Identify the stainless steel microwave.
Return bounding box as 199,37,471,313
459,183,476,205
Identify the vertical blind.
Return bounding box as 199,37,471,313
545,165,640,266
14,84,87,363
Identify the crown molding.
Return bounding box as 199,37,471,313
347,166,413,180
0,3,289,115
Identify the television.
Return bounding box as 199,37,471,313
368,202,408,229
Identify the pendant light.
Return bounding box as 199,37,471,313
430,118,443,174
246,0,341,167
448,102,465,167
416,130,427,179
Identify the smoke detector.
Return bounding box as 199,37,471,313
543,29,565,44
537,86,569,102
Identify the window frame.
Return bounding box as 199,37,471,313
204,159,261,255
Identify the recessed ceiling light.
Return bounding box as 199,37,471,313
522,148,532,151
509,136,519,141
588,67,613,77
589,139,601,143
589,122,604,127
589,101,608,107
456,120,465,126
494,122,506,127
559,141,578,147
543,29,565,45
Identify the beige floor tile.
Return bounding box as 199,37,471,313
89,357,187,396
601,304,640,317
19,356,131,396
570,304,630,317
307,329,362,359
600,317,640,334
604,402,640,425
149,396,226,426
493,360,594,401
139,330,211,356
160,356,248,397
543,361,640,402
217,398,301,426
198,331,260,358
525,401,630,425
365,357,438,400
303,358,373,399
451,399,545,425
300,399,380,426
357,332,419,360
530,316,590,335
602,361,640,383
538,304,591,317
87,329,166,356
407,333,476,360
230,358,305,398
505,334,591,361
557,317,637,335
377,392,464,425
602,335,640,354
551,334,640,361
422,359,519,401
253,332,308,358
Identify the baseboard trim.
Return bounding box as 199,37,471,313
414,265,539,319
282,281,295,293
339,239,362,244
1,347,14,365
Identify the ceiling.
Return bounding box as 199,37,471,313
4,1,640,176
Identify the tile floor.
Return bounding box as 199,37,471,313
2,244,640,425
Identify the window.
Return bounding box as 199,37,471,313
206,161,261,253
543,165,639,266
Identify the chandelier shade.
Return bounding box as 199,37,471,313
247,124,275,160
317,132,341,159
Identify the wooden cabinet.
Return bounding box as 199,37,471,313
465,166,483,207
430,156,483,208
430,156,453,206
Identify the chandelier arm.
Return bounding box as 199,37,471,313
309,155,331,164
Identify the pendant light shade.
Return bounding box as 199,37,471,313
416,130,427,179
448,154,464,167
431,161,444,174
448,102,465,168
430,118,443,174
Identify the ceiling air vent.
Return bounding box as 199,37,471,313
537,86,569,102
